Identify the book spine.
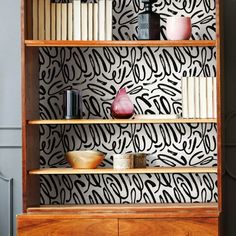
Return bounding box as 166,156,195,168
98,0,105,40
45,0,51,40
68,2,73,40
33,0,38,40
51,2,56,40
194,77,200,118
187,77,195,118
105,0,112,40
61,3,67,40
213,77,217,118
56,2,61,40
181,77,188,119
93,2,98,40
73,0,81,40
81,2,88,40
199,77,207,118
88,3,93,40
207,77,213,118
38,0,45,40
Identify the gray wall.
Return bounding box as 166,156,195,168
0,0,22,236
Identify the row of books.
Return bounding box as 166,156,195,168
33,0,113,40
181,77,217,119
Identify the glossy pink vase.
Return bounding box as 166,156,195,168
111,88,134,119
166,16,192,40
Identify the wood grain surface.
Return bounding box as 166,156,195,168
119,218,218,236
17,216,118,236
24,40,216,47
25,203,219,219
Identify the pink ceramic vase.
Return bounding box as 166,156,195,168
111,88,134,119
166,16,192,40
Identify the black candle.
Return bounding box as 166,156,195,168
63,89,82,119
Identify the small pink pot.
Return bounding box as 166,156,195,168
166,16,192,40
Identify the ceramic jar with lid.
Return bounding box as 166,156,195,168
113,154,133,170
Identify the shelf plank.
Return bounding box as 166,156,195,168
27,202,218,212
28,118,217,125
26,203,219,218
29,167,217,175
25,40,216,47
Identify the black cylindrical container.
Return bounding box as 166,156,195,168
138,0,160,40
63,89,82,119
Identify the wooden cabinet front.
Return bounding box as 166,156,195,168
17,215,118,236
119,218,218,236
18,215,218,236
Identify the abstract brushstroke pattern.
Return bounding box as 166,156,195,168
39,0,217,204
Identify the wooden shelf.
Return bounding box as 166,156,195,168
29,167,217,175
26,203,219,218
27,202,218,212
25,40,216,47
27,118,217,125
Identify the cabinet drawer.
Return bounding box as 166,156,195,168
17,215,118,236
119,218,218,236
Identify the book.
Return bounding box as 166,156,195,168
199,77,207,118
45,0,51,40
213,77,217,118
207,77,213,118
73,0,81,40
56,1,61,40
93,2,99,40
38,0,45,40
81,2,88,40
61,3,67,40
33,0,38,40
187,77,195,118
51,1,56,40
98,0,105,40
88,3,93,40
181,77,188,118
105,0,113,40
68,1,73,40
194,77,200,118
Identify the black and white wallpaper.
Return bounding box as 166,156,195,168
39,0,217,204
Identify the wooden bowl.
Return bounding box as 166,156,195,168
65,150,105,169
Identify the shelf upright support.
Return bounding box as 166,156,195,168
216,0,223,215
21,0,40,212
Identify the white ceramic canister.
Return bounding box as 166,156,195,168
113,154,133,170
166,16,192,40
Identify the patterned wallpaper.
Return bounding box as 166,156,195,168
39,0,217,204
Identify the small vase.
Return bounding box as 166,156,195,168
138,0,160,40
111,88,134,119
166,16,192,40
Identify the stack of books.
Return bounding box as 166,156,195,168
32,0,113,40
181,77,217,119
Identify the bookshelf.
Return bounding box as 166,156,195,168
18,0,223,235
